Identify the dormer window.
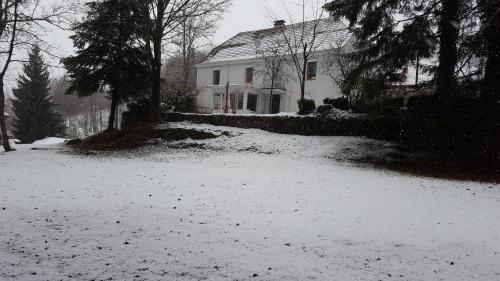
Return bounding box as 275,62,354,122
306,61,317,80
245,67,254,84
213,70,220,85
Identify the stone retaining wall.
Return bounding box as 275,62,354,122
165,113,400,140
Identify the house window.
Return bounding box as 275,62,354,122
213,70,220,85
245,67,254,84
213,93,222,109
274,75,284,89
247,94,257,112
237,92,244,110
306,61,317,80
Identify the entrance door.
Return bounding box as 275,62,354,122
230,93,237,114
271,95,281,114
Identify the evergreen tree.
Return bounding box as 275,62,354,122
63,0,150,130
478,0,500,104
435,0,461,97
12,45,65,143
325,0,465,96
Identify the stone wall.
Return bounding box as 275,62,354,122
166,113,400,141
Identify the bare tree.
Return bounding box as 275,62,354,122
160,51,206,112
323,37,359,108
254,34,289,114
172,11,220,88
276,0,327,113
0,0,70,151
137,0,230,122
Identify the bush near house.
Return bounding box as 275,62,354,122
323,95,404,116
316,104,334,116
297,99,316,114
323,97,349,110
372,96,405,116
161,84,197,113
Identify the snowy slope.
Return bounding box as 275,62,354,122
32,137,67,145
0,122,499,280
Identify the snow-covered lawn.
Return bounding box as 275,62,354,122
1,122,499,280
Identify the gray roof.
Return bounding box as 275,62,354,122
201,17,352,65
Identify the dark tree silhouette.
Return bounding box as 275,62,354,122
325,0,465,96
478,0,500,103
136,0,230,122
12,46,65,143
63,0,150,130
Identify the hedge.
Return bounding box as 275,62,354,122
165,112,400,141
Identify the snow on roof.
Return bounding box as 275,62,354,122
201,17,352,65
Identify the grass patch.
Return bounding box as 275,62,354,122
67,125,218,151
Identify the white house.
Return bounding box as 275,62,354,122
195,14,354,114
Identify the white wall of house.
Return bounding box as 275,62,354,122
196,50,345,114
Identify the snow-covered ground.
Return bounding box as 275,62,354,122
1,122,499,281
32,137,67,145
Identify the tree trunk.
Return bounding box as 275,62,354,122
0,80,13,151
415,54,420,86
150,36,162,122
108,92,119,131
298,59,307,113
436,0,460,97
301,47,308,102
269,77,274,114
182,18,189,88
480,0,500,104
224,81,229,113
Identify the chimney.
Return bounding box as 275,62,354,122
274,20,285,27
323,1,335,17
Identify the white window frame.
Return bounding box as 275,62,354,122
306,60,318,80
212,69,221,85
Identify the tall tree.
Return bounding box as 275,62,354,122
172,11,220,89
136,0,230,122
63,0,150,130
325,0,465,96
0,0,69,151
478,0,500,103
254,33,289,114
323,36,359,108
435,0,461,96
161,51,206,112
278,0,326,113
12,45,65,143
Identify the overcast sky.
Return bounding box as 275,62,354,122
4,0,327,91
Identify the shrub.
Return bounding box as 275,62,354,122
373,96,405,116
297,99,316,114
359,79,385,101
316,104,334,117
122,95,153,128
402,95,500,161
161,84,197,113
323,97,349,111
347,78,386,113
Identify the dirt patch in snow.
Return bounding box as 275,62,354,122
336,141,500,183
67,125,219,151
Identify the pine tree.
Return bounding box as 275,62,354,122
478,0,500,104
435,0,460,97
12,46,65,143
325,0,464,96
63,0,150,131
